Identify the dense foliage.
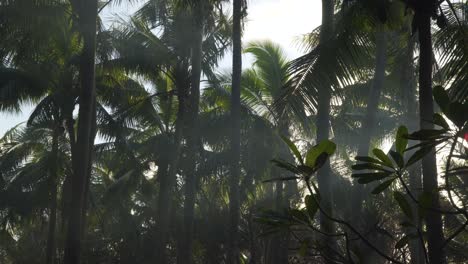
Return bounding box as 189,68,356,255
0,0,467,263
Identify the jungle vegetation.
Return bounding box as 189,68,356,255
0,0,467,263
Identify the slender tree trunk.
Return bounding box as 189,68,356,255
155,70,188,264
355,29,387,183
416,7,446,264
400,33,425,264
45,128,59,264
178,10,203,264
61,112,75,231
352,30,387,263
315,0,336,260
64,0,98,263
79,104,97,258
228,0,242,263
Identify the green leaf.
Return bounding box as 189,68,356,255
372,149,394,167
371,178,395,194
433,85,450,112
281,136,303,164
407,129,445,140
305,195,319,219
305,140,336,167
447,102,467,128
352,163,392,172
356,173,390,184
355,156,385,165
352,172,390,178
297,165,316,176
394,191,413,220
406,146,433,167
389,150,404,168
271,159,300,174
433,113,449,130
396,126,408,154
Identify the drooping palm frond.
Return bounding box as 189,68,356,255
0,67,49,112
281,1,382,115
434,2,468,102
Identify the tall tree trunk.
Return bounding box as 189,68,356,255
178,9,203,264
64,0,98,263
315,0,336,260
155,68,188,264
79,104,97,258
400,32,425,264
416,7,446,263
45,128,59,264
61,106,75,231
228,0,242,263
355,29,387,193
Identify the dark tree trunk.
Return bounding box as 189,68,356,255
315,0,336,260
79,103,97,254
400,33,425,264
178,10,203,264
64,0,98,263
416,8,446,264
228,0,242,263
45,128,59,264
155,67,189,264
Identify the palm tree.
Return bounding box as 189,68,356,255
64,0,99,262
228,0,243,263
313,0,337,258
108,4,231,261
413,1,446,262
0,119,71,264
242,41,305,263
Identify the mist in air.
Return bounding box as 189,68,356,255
0,1,467,264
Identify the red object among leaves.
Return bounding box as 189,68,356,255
465,133,468,142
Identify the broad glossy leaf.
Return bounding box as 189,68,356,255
357,173,390,184
355,156,385,165
447,102,467,128
389,150,404,168
433,113,449,130
406,146,433,167
407,129,446,140
371,178,395,194
305,140,336,167
352,163,392,172
372,148,393,167
298,165,316,176
433,85,450,112
271,159,300,174
281,136,303,164
396,126,408,154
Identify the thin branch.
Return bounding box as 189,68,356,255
305,180,403,264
